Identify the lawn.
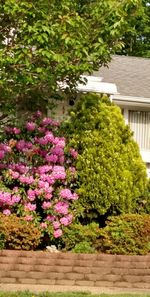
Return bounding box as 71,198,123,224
0,292,150,297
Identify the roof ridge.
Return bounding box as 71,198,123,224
112,55,150,61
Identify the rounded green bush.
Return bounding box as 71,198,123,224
62,222,101,250
95,214,150,255
72,241,96,254
0,214,42,250
63,94,148,222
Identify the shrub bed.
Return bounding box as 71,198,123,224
95,214,150,255
0,214,42,250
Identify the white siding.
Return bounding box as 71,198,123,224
129,111,150,150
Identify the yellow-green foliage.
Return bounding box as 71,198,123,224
95,214,150,255
0,214,42,250
64,94,147,221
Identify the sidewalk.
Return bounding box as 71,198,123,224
0,284,150,295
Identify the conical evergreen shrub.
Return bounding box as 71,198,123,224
63,94,148,222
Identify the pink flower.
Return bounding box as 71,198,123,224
34,110,42,118
59,189,78,201
54,229,63,238
10,171,20,179
53,221,60,229
54,201,69,215
69,167,76,175
38,180,49,189
0,150,5,159
24,215,33,221
52,166,66,180
51,146,64,156
27,189,36,201
16,164,29,174
38,137,48,146
60,214,73,226
34,188,43,196
46,215,55,222
16,140,26,151
42,117,53,126
13,127,21,134
44,132,54,143
26,122,36,131
59,156,65,164
59,189,73,200
0,164,6,169
25,203,36,211
13,187,19,193
0,113,77,238
40,222,47,229
45,193,52,200
3,209,11,216
45,154,58,163
53,137,65,148
45,186,54,194
11,195,21,203
0,191,12,205
0,144,11,153
72,193,79,200
46,175,55,185
39,174,48,182
39,149,47,157
42,201,51,209
38,127,46,133
38,165,52,174
19,175,34,185
26,142,33,149
69,148,78,159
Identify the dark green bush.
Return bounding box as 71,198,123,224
137,178,150,213
0,232,5,249
62,222,101,251
95,214,150,255
63,94,147,222
0,214,42,250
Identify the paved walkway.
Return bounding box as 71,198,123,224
0,284,150,295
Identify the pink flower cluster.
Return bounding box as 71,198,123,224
59,189,79,200
0,190,21,208
0,112,78,239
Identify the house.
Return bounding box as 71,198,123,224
93,55,150,175
50,55,150,174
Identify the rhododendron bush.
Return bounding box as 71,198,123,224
0,111,78,240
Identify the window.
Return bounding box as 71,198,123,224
128,111,150,150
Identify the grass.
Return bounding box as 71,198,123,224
0,292,150,297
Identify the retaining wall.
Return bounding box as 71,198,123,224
0,250,150,289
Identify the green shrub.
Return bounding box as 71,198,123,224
0,214,42,250
0,232,5,249
62,222,101,251
137,178,150,213
95,214,150,255
63,94,147,222
72,241,96,254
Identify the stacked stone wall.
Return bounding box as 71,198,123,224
0,250,150,289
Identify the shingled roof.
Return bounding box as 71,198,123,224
94,55,150,99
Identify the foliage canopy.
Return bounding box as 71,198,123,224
0,0,144,110
118,0,150,57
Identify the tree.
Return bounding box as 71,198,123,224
63,94,148,224
117,0,150,57
0,0,143,111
